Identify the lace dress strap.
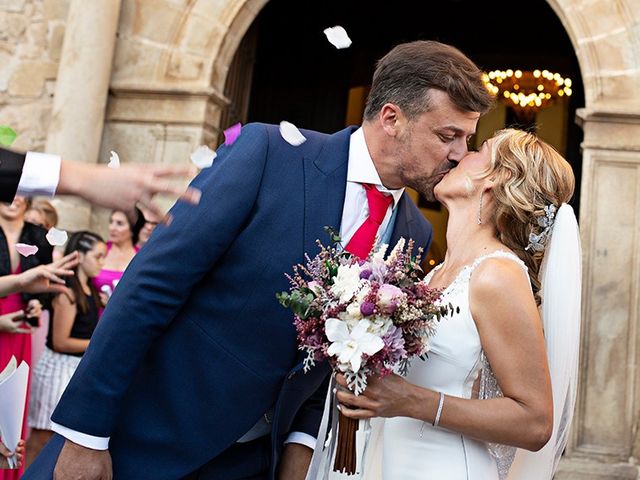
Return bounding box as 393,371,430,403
469,250,528,275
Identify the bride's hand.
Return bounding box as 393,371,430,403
335,373,418,419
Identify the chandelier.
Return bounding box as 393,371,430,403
483,69,573,122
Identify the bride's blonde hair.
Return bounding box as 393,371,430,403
484,129,575,303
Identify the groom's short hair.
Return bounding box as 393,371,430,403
363,40,494,121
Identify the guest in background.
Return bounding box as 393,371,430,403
135,207,160,250
25,199,61,367
24,199,58,231
26,231,105,465
0,195,52,480
93,210,142,307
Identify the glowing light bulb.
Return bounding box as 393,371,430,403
515,70,522,78
565,78,572,87
533,70,541,77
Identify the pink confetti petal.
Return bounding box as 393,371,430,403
224,123,242,146
15,243,38,257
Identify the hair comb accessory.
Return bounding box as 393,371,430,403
526,204,557,252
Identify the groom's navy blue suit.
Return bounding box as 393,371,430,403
25,123,432,479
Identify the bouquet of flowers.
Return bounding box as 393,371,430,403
277,228,455,475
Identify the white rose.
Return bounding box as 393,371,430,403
330,263,363,303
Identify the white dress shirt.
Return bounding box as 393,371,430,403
52,127,404,452
16,152,61,197
339,127,404,245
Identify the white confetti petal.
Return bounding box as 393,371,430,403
323,26,352,49
100,285,113,299
279,121,307,146
46,227,68,246
190,145,217,169
108,150,120,169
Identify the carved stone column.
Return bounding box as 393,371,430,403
45,0,122,230
556,109,640,480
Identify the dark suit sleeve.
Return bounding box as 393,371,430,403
0,148,26,203
290,373,331,438
52,124,272,437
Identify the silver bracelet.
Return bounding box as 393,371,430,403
433,392,445,427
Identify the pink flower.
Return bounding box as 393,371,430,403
377,284,404,314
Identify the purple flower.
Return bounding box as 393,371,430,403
360,301,376,316
382,326,406,363
360,269,372,280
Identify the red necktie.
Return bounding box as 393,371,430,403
345,184,393,259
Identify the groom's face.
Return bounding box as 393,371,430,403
396,90,481,201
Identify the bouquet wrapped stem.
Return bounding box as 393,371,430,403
334,412,358,474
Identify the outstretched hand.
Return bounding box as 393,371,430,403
18,252,79,294
335,373,417,420
58,160,201,225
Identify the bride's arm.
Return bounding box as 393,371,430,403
336,258,553,452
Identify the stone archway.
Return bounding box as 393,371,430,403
48,1,640,477
184,5,640,477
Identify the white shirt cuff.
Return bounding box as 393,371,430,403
284,431,317,450
17,152,61,197
51,422,110,450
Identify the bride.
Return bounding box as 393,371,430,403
333,128,581,479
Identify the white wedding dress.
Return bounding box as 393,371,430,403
381,250,524,480
314,207,581,480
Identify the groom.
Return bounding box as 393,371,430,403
26,40,493,479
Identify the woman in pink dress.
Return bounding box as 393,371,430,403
93,210,142,309
0,196,52,479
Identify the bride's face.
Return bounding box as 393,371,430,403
434,139,493,202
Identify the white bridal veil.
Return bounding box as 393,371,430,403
508,203,582,479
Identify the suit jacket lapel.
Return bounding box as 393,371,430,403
302,126,355,256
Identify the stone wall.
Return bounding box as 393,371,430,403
0,0,69,151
